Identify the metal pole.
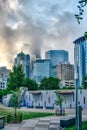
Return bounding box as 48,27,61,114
75,71,79,130
75,74,82,130
76,78,78,127
78,105,82,130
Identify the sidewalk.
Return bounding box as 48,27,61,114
2,114,87,130
2,116,65,130
1,107,87,130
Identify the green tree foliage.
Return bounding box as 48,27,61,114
0,89,11,102
39,77,60,90
55,93,64,106
7,65,25,90
82,74,87,88
84,32,87,40
75,0,87,23
0,89,9,96
24,78,38,90
10,89,23,116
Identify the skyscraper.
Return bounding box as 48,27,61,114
14,51,30,78
32,59,50,82
73,33,87,87
45,50,69,77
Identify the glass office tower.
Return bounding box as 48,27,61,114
32,59,50,82
73,34,87,87
45,50,69,77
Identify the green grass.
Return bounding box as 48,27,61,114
0,108,54,122
65,121,87,130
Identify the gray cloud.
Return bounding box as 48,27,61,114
0,0,86,68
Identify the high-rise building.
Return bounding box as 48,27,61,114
14,51,30,78
57,63,74,80
57,63,74,87
32,59,50,82
45,50,69,77
73,33,87,87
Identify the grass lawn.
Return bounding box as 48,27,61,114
0,108,54,122
65,121,87,130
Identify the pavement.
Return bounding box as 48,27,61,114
1,107,87,130
2,114,87,130
2,116,64,130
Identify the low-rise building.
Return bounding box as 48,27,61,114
24,89,87,109
60,80,74,88
0,66,10,89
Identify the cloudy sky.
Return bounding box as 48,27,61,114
0,0,87,69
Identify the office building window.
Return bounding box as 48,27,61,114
80,89,82,94
41,95,43,101
73,93,74,102
84,97,86,104
65,99,66,104
29,94,30,101
48,97,50,103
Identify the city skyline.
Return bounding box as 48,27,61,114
0,0,87,69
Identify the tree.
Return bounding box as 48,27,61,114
10,89,23,116
55,92,64,115
7,64,25,90
24,78,38,90
39,77,60,90
75,0,87,23
7,89,23,123
82,74,87,88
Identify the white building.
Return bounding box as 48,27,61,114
60,80,74,88
24,89,87,109
0,66,10,89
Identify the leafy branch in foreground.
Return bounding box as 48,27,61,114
75,0,87,23
10,89,23,116
55,91,64,115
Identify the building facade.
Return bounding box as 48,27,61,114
0,66,10,89
3,89,87,109
57,63,74,87
23,89,87,109
73,34,87,87
32,59,50,82
60,80,74,88
45,50,69,77
14,51,30,78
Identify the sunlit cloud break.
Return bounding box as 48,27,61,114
0,0,86,69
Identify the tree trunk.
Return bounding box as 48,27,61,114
60,104,62,115
15,107,17,122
